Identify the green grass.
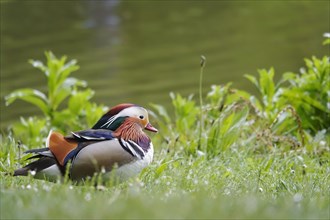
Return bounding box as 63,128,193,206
1,49,329,219
1,134,329,219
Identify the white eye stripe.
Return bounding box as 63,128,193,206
101,115,117,128
101,106,148,128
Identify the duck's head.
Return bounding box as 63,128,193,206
92,103,158,133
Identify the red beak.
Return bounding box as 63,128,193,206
145,123,158,133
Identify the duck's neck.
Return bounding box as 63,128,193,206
113,119,151,151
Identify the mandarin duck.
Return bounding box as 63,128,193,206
13,103,158,182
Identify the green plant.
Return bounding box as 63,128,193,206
6,51,83,119
243,54,330,138
152,85,251,157
2,41,330,220
5,51,105,147
198,56,206,150
153,55,330,156
244,68,286,119
322,32,330,45
281,56,330,133
151,93,200,155
206,103,249,154
8,117,48,148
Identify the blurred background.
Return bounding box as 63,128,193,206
1,0,329,128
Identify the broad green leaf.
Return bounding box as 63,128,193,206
5,89,49,115
301,95,328,112
229,106,249,132
282,89,328,112
259,68,275,107
282,72,297,85
85,103,107,128
244,74,259,90
56,60,80,88
68,89,94,114
28,59,47,75
52,88,71,110
62,77,87,88
155,162,168,178
218,106,249,151
52,77,87,109
322,37,330,45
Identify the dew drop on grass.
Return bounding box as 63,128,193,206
43,185,50,192
297,156,304,162
197,150,205,156
224,188,231,195
85,193,92,202
293,193,303,203
319,140,326,147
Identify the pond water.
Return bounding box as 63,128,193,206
1,1,329,128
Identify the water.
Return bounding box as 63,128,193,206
1,1,329,128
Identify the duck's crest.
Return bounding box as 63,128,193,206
106,103,137,117
92,103,138,129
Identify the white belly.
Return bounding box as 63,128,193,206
103,143,154,181
70,140,154,182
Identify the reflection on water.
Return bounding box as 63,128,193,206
1,1,329,128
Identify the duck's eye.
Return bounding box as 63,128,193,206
139,115,144,119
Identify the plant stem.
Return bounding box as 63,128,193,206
198,55,206,151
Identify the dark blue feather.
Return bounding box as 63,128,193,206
65,129,115,142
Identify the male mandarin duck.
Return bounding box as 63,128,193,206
13,103,158,182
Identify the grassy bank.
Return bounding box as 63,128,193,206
1,140,329,219
1,49,329,219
